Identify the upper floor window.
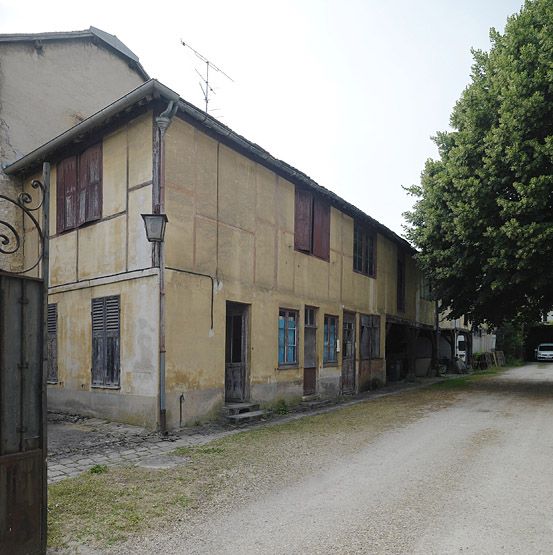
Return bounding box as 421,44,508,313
397,253,406,313
56,143,102,233
294,187,330,261
420,274,433,301
353,224,376,277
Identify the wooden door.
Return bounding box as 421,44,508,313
225,303,248,402
342,312,356,393
303,307,317,396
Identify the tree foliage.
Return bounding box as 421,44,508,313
405,0,553,326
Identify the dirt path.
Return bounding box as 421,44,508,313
114,364,553,554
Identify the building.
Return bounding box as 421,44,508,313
4,79,442,430
0,27,148,272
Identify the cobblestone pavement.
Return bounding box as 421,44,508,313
47,377,444,484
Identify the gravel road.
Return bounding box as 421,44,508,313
120,363,553,554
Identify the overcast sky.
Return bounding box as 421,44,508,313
1,0,524,235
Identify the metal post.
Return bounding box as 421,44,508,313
40,162,50,553
158,238,166,434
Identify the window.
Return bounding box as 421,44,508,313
353,224,376,277
47,303,58,383
323,315,338,364
278,309,298,366
420,274,433,301
304,307,317,368
294,187,330,260
57,143,102,233
360,314,381,359
91,295,121,387
397,254,406,313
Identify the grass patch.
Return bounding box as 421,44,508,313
48,386,455,550
174,445,225,456
433,366,509,390
89,464,108,474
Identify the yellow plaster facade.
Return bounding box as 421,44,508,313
13,102,437,429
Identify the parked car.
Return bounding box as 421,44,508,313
535,343,553,361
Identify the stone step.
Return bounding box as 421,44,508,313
301,399,331,410
226,409,266,423
223,402,261,416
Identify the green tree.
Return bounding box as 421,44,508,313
405,0,553,326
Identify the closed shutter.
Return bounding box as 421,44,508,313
370,315,380,358
294,188,313,252
312,197,330,260
360,314,370,360
56,156,77,233
85,143,103,223
91,296,120,387
47,304,58,382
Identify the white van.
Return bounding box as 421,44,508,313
456,335,467,362
535,343,553,361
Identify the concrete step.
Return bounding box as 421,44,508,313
227,409,266,423
223,402,260,416
301,393,320,402
301,398,331,410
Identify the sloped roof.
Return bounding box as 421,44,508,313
0,26,149,80
3,79,414,254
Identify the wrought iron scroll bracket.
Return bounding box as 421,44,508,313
0,178,46,275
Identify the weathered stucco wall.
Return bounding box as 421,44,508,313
163,116,435,426
48,275,159,427
0,39,145,160
20,112,160,427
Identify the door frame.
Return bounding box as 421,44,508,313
224,301,250,403
342,311,356,393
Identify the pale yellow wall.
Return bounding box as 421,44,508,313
163,116,436,423
19,112,154,285
48,275,159,427
16,111,159,426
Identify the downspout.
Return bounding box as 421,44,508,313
155,100,178,435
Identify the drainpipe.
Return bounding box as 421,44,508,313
155,100,178,434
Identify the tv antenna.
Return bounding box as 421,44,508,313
181,40,234,114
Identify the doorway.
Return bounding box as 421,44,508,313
303,307,317,396
225,302,249,402
342,312,356,393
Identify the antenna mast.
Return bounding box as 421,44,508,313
181,40,234,114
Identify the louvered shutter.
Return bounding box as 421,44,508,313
312,197,330,260
91,298,106,386
47,304,58,382
294,188,313,252
57,156,77,232
91,296,120,387
85,144,103,223
104,296,120,387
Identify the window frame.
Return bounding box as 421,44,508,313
294,187,330,261
397,253,406,313
278,308,299,368
57,142,103,234
360,314,381,360
91,295,121,389
353,223,377,278
323,314,339,365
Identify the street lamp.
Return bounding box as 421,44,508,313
141,212,168,435
141,213,168,243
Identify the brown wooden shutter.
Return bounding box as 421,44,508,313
312,197,330,260
294,188,313,252
56,156,77,232
85,143,102,222
78,143,102,225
